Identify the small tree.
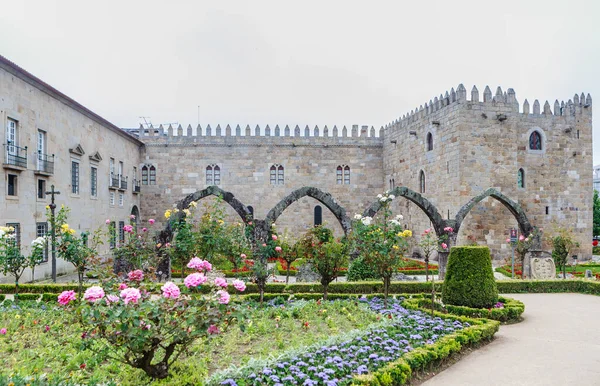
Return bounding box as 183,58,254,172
507,228,540,279
550,227,579,279
418,228,438,282
28,236,47,282
111,217,161,279
278,232,301,284
351,192,411,307
0,226,27,297
298,226,345,299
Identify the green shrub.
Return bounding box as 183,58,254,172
442,246,498,308
0,294,5,302
347,256,379,281
41,293,59,302
14,293,40,301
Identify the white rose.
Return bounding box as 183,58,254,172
389,195,395,200
361,217,372,226
354,214,362,220
377,194,383,199
396,214,404,220
380,197,387,202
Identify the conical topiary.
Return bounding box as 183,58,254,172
442,246,498,309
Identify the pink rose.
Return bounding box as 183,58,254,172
519,235,525,241
240,253,247,259
128,270,144,282
120,287,141,305
0,328,6,335
142,227,148,232
123,225,134,233
119,283,128,290
105,219,111,224
202,260,212,272
232,279,246,292
130,214,136,220
148,219,155,225
58,290,77,306
45,325,50,332
184,272,207,288
207,325,220,335
248,222,253,225
214,277,228,288
217,290,230,304
187,257,205,270
506,238,511,243
106,294,119,304
424,229,430,234
444,227,454,233
83,286,105,302
161,281,181,299
441,243,448,249
275,246,282,252
262,243,267,247
272,235,278,241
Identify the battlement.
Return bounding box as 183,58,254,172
385,84,592,129
131,123,385,142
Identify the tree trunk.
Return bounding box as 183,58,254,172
425,257,429,282
383,276,390,308
323,283,328,301
78,269,85,296
286,265,291,284
31,267,35,283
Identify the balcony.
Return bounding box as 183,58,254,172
34,152,55,176
109,173,119,189
3,143,27,171
119,175,128,191
133,178,141,194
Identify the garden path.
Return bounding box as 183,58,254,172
422,293,600,386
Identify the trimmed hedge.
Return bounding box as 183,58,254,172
41,293,59,302
403,294,524,323
2,279,600,295
443,246,498,309
13,293,41,301
350,311,500,385
0,294,4,301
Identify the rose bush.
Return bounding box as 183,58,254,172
59,258,246,380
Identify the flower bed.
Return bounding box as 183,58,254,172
212,297,498,385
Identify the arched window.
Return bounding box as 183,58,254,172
141,166,148,185
427,132,433,151
518,168,525,188
336,165,350,184
419,170,425,193
149,165,156,185
206,164,221,185
314,205,323,226
270,164,284,185
529,131,542,150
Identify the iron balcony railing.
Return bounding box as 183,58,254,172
36,151,55,174
120,175,128,190
4,143,27,169
133,178,141,193
110,173,120,188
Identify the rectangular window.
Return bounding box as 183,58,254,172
545,206,549,215
38,179,46,199
7,174,17,196
277,167,284,185
110,221,116,248
6,222,20,250
336,168,343,184
344,168,350,185
6,118,17,154
270,168,277,185
71,161,79,194
118,221,125,243
214,167,221,185
37,130,46,170
206,168,213,185
109,158,115,176
110,191,115,206
149,166,156,185
36,222,49,263
119,193,124,207
91,167,98,197
118,161,123,177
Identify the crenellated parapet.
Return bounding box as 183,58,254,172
131,123,384,148
383,84,592,132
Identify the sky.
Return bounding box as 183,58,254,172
2,0,600,163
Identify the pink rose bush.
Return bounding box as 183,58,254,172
69,259,246,380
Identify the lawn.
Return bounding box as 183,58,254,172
496,263,600,279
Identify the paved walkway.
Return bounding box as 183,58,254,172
423,293,600,386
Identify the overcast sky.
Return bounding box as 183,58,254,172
2,0,600,163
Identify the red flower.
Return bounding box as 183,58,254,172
593,240,598,247
80,363,86,370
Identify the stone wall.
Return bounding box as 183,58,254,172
0,58,143,282
140,129,384,241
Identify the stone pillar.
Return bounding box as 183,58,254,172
437,232,457,280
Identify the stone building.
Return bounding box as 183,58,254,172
0,54,593,282
0,55,143,282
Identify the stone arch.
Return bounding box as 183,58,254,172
265,187,352,234
177,185,252,222
362,186,446,235
454,188,533,236
130,205,140,223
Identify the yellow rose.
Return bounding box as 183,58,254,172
402,230,413,238
68,229,76,235
164,210,172,219
61,224,70,232
8,227,14,232
45,205,50,210
392,245,399,250
397,232,403,237
190,201,198,208
183,209,191,216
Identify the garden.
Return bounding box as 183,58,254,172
8,191,587,385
